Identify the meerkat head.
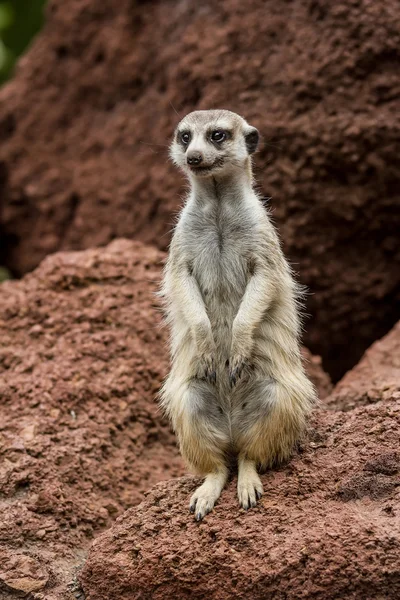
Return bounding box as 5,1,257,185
170,109,259,179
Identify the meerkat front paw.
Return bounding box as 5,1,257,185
237,470,263,510
228,330,253,387
228,354,249,387
196,352,217,384
193,321,217,383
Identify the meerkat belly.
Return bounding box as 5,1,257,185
191,233,249,352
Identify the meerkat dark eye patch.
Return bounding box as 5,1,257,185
207,128,232,146
245,127,259,154
178,130,191,146
210,130,227,143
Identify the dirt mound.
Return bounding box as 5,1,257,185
0,239,328,598
0,240,185,599
326,320,400,411
80,396,400,600
0,0,399,379
80,322,400,599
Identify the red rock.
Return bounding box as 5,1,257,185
80,317,400,599
0,240,185,599
0,239,330,598
0,0,399,378
0,550,48,595
80,401,400,600
327,321,400,411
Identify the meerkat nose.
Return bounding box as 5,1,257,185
187,151,203,166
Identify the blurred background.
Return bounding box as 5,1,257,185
0,0,399,382
0,0,46,83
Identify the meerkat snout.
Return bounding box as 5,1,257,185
170,109,260,178
186,151,203,166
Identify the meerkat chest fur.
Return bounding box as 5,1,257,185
181,183,257,316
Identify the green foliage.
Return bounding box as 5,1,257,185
0,266,11,281
0,0,47,84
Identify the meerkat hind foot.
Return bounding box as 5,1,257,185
237,457,263,510
189,469,227,521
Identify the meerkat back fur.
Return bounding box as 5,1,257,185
159,109,316,520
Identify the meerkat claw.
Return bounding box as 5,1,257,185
237,462,263,511
198,354,217,384
228,355,248,387
208,370,217,384
239,489,259,511
189,495,212,521
189,471,227,520
229,367,242,388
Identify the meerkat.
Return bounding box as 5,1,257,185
159,109,316,521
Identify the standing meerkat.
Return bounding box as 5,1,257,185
159,109,316,520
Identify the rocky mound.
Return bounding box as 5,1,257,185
80,381,400,599
0,239,328,599
0,240,185,599
0,0,399,379
327,320,400,411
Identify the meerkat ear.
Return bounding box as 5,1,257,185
245,127,259,154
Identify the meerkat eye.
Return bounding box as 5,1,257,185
210,130,226,143
180,131,191,145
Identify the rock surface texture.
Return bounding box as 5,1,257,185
0,240,185,599
326,320,400,411
0,0,399,378
0,239,329,599
80,333,400,599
